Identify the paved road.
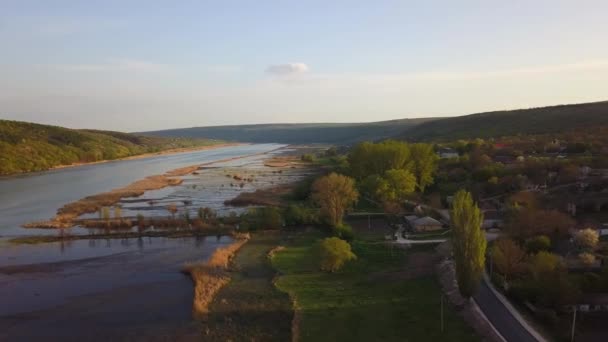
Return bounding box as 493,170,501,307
474,280,538,342
385,200,538,341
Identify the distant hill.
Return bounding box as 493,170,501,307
400,101,608,141
140,118,437,144
0,120,219,175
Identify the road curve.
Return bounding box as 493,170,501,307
474,280,538,342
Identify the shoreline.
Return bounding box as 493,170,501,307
47,142,246,172
9,228,237,245
22,145,288,229
181,233,250,319
1,142,247,178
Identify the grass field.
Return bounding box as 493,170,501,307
199,232,293,341
271,231,479,342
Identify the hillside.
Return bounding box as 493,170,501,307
141,118,437,144
0,120,219,175
401,101,608,141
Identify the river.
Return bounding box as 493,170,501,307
0,143,284,239
0,143,285,341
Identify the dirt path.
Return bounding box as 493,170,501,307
199,232,293,341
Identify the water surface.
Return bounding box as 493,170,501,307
0,144,283,238
0,235,233,341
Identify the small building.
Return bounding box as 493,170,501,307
577,294,608,312
405,215,443,232
437,148,459,159
494,155,516,164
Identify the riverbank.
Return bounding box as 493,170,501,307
21,145,288,229
45,142,246,173
0,235,235,341
8,227,236,245
181,232,250,319
197,231,293,341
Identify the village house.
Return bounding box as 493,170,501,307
576,294,608,312
437,148,459,159
404,215,444,232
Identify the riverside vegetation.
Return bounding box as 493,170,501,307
175,142,481,341
0,119,222,175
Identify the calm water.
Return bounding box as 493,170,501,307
0,144,284,341
0,143,284,238
0,236,233,341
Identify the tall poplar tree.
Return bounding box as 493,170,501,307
451,190,486,298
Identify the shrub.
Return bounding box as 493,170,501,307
528,251,561,279
509,279,539,303
333,224,354,242
283,204,319,226
318,237,357,272
246,207,283,230
574,228,599,251
524,235,551,254
113,206,122,219
578,252,596,267
301,153,315,162
535,308,558,327
101,207,111,222
167,204,178,219
136,214,146,229
284,204,307,226
198,207,216,221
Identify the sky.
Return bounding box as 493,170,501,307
1,0,608,132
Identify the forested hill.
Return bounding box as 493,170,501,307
0,120,219,175
140,118,437,144
400,101,608,141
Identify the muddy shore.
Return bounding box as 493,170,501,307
22,146,288,229
20,145,320,236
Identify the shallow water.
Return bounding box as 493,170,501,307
0,144,287,340
0,235,233,341
0,143,284,238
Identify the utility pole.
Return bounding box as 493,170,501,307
489,250,493,278
570,306,577,342
440,293,444,333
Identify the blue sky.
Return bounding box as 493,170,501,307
1,1,608,131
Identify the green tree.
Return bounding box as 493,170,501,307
382,169,416,202
247,207,283,230
451,190,486,298
492,238,526,283
101,206,111,224
410,143,438,192
524,235,551,254
312,173,359,227
360,174,388,201
348,140,411,179
113,206,122,220
529,251,561,279
318,237,357,272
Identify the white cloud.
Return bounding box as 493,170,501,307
265,63,309,76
